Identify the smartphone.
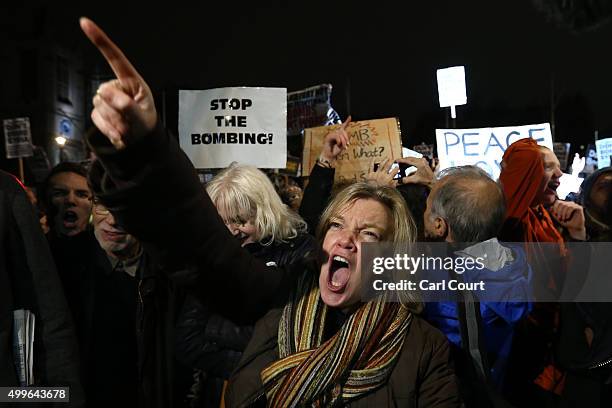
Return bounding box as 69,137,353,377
373,162,416,180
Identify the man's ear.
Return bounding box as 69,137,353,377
433,216,448,240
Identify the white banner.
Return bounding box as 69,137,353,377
3,117,33,159
595,137,612,168
179,87,287,169
435,123,554,179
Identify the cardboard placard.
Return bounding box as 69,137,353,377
303,118,402,183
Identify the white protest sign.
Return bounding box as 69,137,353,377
179,87,287,169
557,153,585,200
436,66,467,118
3,117,33,159
595,137,612,168
435,123,554,179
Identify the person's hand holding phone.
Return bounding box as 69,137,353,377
395,157,435,188
368,158,400,187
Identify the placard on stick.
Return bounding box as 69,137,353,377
436,66,467,119
303,118,402,183
3,117,33,159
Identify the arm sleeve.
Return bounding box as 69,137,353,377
417,337,462,407
299,164,335,234
87,125,300,323
175,295,253,377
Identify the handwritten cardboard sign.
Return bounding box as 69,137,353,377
303,118,402,183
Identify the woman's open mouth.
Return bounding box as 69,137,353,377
328,255,350,293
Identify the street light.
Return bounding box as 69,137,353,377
55,135,67,162
55,136,67,146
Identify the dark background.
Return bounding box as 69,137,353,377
2,0,612,153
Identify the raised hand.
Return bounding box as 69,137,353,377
366,158,400,187
551,199,586,240
318,116,351,167
80,17,157,150
395,157,435,188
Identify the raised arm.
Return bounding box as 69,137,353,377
81,18,297,323
299,117,350,233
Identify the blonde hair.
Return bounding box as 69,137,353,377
206,164,307,246
316,182,420,310
317,182,416,246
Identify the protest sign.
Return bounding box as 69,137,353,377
435,123,554,179
553,142,571,171
436,66,467,118
557,153,585,200
3,117,33,159
303,118,402,183
595,137,612,168
287,84,341,137
583,144,598,175
179,87,287,169
412,143,434,159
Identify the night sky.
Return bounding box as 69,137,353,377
5,1,612,148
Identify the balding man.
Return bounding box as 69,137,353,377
423,166,506,243
422,166,532,406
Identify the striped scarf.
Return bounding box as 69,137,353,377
261,273,412,407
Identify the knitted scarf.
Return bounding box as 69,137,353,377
261,273,412,407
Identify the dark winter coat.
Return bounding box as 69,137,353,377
175,233,315,408
87,124,461,407
0,171,83,407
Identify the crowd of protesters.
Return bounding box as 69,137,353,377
1,16,612,408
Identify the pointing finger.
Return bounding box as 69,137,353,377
341,115,352,130
80,17,143,84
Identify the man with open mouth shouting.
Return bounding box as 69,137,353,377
42,162,93,238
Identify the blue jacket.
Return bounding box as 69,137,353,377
423,240,532,387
